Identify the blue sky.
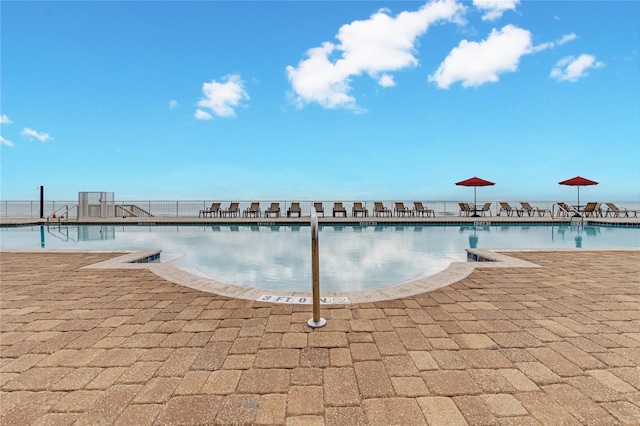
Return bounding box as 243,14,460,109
1,0,638,202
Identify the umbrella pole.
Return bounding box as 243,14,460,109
473,187,478,217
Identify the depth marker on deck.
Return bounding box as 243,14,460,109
257,295,350,304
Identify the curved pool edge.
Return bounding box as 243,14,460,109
7,247,640,305
82,248,542,303
7,248,640,303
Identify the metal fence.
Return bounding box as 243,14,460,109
0,200,562,219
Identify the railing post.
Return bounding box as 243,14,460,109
308,211,326,328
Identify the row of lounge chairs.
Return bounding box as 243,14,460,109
334,202,435,217
554,202,639,218
199,202,436,218
492,201,638,218
199,202,284,218
494,202,552,217
200,201,638,218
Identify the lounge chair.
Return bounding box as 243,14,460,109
518,202,534,217
287,202,301,218
498,202,522,217
199,202,221,218
413,202,435,217
313,202,325,217
604,202,639,218
394,202,412,217
458,202,471,217
222,202,240,217
333,202,347,217
352,202,368,217
582,202,602,218
265,202,281,218
478,202,492,216
520,202,551,217
243,202,261,218
554,202,573,217
373,202,391,217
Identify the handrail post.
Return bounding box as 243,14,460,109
308,211,326,328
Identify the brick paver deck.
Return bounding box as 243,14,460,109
1,250,639,425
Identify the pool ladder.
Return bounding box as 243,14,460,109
569,214,584,226
46,204,78,223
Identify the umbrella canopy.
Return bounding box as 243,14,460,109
455,176,495,210
456,176,496,187
559,175,598,208
558,176,599,186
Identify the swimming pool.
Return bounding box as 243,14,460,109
1,223,638,292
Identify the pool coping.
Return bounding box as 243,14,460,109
2,216,640,227
6,247,639,303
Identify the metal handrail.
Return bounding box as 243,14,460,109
46,204,78,223
553,203,582,221
116,204,155,218
308,210,326,328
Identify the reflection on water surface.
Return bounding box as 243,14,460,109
1,224,638,291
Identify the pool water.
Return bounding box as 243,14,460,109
1,223,638,291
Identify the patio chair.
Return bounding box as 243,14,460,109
313,202,325,217
243,202,261,218
478,202,492,216
333,202,347,217
498,202,522,217
222,202,240,217
458,202,471,217
199,202,221,218
582,202,602,218
287,202,301,218
394,202,412,217
554,202,573,217
373,202,391,217
352,202,368,217
264,202,281,218
604,202,639,218
520,202,551,217
413,201,435,217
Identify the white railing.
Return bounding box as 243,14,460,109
0,200,568,219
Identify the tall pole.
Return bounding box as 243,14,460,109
40,186,44,219
308,210,326,328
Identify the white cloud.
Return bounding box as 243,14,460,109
378,74,396,88
532,32,577,53
429,24,532,88
194,109,212,120
196,74,249,118
20,127,51,142
0,114,11,124
531,42,555,53
557,33,577,45
286,0,466,110
550,54,604,82
169,100,178,109
0,136,14,147
473,0,519,21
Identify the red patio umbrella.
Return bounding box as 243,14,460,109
456,176,495,215
558,176,598,209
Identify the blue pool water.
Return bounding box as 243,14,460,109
1,223,638,291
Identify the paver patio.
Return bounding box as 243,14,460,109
1,250,639,425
